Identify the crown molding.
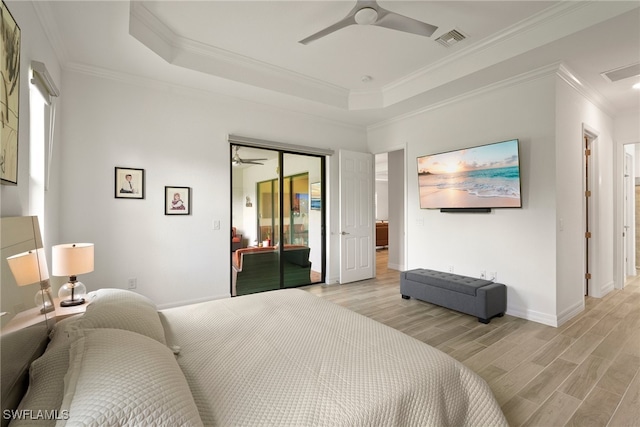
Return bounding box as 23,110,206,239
556,64,617,118
31,1,69,65
368,61,618,131
369,62,564,131
64,62,365,132
379,1,637,109
129,1,349,109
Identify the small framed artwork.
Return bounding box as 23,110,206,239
165,186,191,215
115,167,144,199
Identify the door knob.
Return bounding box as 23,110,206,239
341,231,350,235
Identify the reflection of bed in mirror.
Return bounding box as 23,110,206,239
1,216,52,425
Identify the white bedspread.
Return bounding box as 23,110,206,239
160,289,507,426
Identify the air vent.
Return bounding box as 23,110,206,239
435,29,466,47
601,63,640,83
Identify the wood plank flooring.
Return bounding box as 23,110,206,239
302,249,640,427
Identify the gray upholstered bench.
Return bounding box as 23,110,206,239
400,269,506,324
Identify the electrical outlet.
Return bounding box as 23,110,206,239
448,266,454,273
127,278,137,289
480,271,486,279
489,272,497,282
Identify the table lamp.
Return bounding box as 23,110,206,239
6,248,55,314
52,243,94,307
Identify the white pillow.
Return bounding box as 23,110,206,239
57,328,203,427
80,289,167,344
47,313,84,350
12,344,69,427
11,315,84,426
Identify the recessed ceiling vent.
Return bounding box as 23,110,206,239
435,29,466,47
601,63,640,82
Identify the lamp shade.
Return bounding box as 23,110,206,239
52,243,94,276
6,248,49,286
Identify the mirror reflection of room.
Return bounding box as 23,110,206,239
1,216,53,418
231,146,324,296
1,216,52,332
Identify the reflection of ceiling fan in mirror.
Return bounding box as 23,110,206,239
231,146,267,166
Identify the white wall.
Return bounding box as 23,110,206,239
57,70,366,307
375,180,389,221
368,73,560,325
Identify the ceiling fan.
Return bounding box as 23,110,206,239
299,0,438,45
231,146,267,166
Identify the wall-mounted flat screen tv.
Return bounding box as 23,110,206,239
417,139,522,209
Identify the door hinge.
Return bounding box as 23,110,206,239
585,190,591,197
585,231,592,238
585,273,592,280
585,149,591,156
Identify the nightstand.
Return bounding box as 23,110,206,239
2,298,89,334
53,297,89,320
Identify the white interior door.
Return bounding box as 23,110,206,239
339,150,374,284
624,153,635,277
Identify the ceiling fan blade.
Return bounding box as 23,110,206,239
243,161,264,165
299,13,357,44
374,9,438,38
242,158,268,162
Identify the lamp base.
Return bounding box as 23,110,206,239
60,297,85,307
40,304,55,314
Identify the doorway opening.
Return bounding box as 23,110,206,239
374,149,405,274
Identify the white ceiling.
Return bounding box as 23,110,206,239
37,1,640,128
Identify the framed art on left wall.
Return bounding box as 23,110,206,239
165,186,191,215
1,1,21,185
115,167,145,199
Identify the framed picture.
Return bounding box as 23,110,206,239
1,1,21,185
165,186,191,215
115,167,144,199
310,182,321,210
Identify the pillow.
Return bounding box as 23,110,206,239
12,344,69,427
79,289,167,345
47,313,84,350
11,314,86,426
58,328,203,427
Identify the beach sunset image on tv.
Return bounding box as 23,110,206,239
417,139,522,209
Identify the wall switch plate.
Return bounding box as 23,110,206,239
213,220,220,230
127,278,137,289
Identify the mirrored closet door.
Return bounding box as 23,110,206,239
231,145,325,296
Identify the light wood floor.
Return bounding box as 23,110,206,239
302,249,640,427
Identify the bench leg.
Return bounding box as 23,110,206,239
401,295,410,300
478,318,490,324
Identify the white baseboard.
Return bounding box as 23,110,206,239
507,298,585,327
556,299,585,327
387,263,402,271
157,293,229,310
506,305,559,327
600,281,615,296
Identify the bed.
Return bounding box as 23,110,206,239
5,288,507,426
